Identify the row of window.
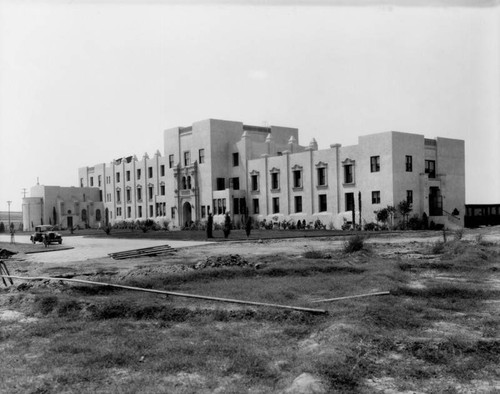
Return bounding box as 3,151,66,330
371,190,413,205
111,185,166,203
167,150,240,169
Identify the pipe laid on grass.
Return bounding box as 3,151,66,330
0,274,327,315
311,291,391,303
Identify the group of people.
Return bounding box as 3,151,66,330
206,211,252,239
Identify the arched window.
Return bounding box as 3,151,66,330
187,176,192,189
182,176,187,190
95,209,102,221
81,209,87,222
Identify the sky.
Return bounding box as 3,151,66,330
0,0,499,212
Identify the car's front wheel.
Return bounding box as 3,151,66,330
58,240,62,244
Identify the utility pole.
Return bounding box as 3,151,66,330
7,201,12,230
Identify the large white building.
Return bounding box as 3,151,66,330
73,118,464,230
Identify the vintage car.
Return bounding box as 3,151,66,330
30,225,63,245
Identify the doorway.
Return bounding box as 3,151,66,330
183,202,192,227
67,216,73,230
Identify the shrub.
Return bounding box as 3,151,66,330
431,241,446,254
363,222,379,231
304,250,324,259
0,222,4,233
343,235,366,253
453,228,464,241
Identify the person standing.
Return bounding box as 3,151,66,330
245,214,252,239
207,213,213,239
223,212,231,239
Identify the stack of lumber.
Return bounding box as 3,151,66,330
108,245,175,260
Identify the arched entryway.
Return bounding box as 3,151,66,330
182,202,192,228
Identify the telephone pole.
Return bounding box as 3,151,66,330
7,201,12,230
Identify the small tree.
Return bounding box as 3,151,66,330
0,222,5,233
397,200,413,229
375,208,389,227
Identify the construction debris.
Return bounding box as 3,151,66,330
311,291,391,303
193,254,252,269
108,245,175,260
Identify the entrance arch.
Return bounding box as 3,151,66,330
182,202,192,228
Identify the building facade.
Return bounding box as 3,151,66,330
75,118,465,229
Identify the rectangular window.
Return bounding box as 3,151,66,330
138,206,143,218
231,177,240,190
222,198,227,214
405,155,413,172
137,187,142,201
184,151,191,166
240,198,246,215
99,190,103,202
232,152,239,167
216,178,225,191
317,167,326,186
98,175,102,187
160,165,165,177
127,206,131,218
372,191,381,204
149,205,154,217
425,160,436,178
160,185,165,195
171,207,175,219
126,171,130,181
116,207,122,216
169,154,174,168
407,190,413,204
251,175,259,191
344,165,353,184
201,205,206,218
253,198,260,214
295,196,302,213
319,194,327,212
148,186,153,200
116,190,121,203
199,149,205,164
272,197,280,214
345,192,355,211
80,178,84,187
271,172,279,190
137,169,141,180
106,176,111,184
90,177,94,187
106,193,111,202
293,170,302,188
370,156,380,172
116,172,121,182
148,167,153,178
126,189,131,202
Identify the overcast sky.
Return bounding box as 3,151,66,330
1,0,499,212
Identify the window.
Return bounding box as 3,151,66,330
233,198,240,214
149,205,154,217
137,187,142,201
137,169,141,179
106,193,111,202
80,178,84,187
126,171,130,181
231,177,240,190
295,196,302,213
187,176,192,189
317,167,326,186
148,186,153,200
138,206,143,218
293,170,302,188
201,206,206,218
370,156,380,172
127,206,131,218
232,152,239,167
116,172,121,182
116,207,122,216
216,178,225,191
160,165,165,177
425,160,436,178
116,190,121,203
171,207,175,219
344,165,353,184
126,189,131,202
222,198,227,214
96,209,101,221
90,177,94,187
199,149,205,164
406,155,413,172
319,194,327,212
169,154,174,168
271,172,279,190
184,151,191,166
272,197,280,214
148,167,153,178
98,175,102,187
251,174,259,191
106,176,111,184
253,199,260,214
345,192,355,211
407,190,413,204
160,184,165,195
99,190,103,201
372,191,381,204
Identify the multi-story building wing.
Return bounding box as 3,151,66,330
72,118,465,229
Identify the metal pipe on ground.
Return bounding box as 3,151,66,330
0,274,328,315
311,291,391,303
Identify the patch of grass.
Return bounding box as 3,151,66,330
33,295,59,315
343,235,366,253
304,249,325,259
395,283,498,300
431,241,446,254
363,300,427,329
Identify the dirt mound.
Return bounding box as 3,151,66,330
193,254,253,270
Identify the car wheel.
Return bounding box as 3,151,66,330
58,240,62,244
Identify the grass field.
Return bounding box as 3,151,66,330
0,230,499,393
